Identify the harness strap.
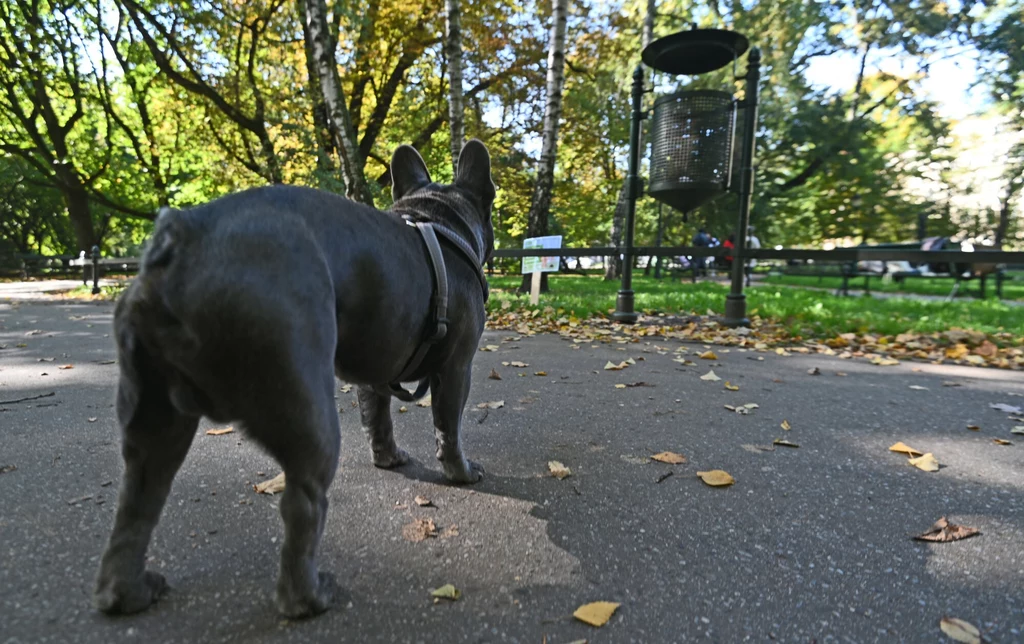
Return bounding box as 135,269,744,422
388,221,450,400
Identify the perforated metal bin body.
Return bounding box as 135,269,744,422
648,89,735,212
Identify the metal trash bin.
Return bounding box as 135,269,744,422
648,89,735,212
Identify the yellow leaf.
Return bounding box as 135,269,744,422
614,384,627,389
510,361,529,367
205,426,234,436
430,584,461,601
781,420,791,431
775,348,791,356
939,617,981,644
945,344,970,360
993,438,1012,446
254,472,286,495
724,381,739,391
908,453,940,472
699,350,718,360
534,371,547,376
650,451,686,464
625,357,636,365
417,395,432,408
59,364,74,370
548,461,571,479
573,601,620,627
889,441,923,457
871,356,900,366
340,384,353,393
399,406,408,413
696,470,735,486
700,370,721,382
604,361,627,371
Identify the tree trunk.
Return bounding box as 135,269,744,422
445,0,466,172
605,0,656,280
994,176,1021,248
303,0,375,206
62,179,97,252
297,0,337,180
519,0,570,294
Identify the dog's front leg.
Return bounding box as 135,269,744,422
357,386,410,468
430,360,484,484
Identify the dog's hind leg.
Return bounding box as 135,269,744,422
95,361,199,614
246,366,340,618
357,386,409,468
430,358,484,484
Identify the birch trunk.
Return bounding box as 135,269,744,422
605,0,656,280
302,0,375,205
445,0,466,171
520,0,570,293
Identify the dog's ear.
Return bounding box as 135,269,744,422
391,145,432,201
455,139,496,204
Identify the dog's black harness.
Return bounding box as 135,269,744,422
387,216,489,401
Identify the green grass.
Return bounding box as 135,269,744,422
486,273,1024,339
762,272,1024,301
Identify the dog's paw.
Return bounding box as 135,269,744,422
371,446,410,469
276,571,336,619
442,458,484,484
95,570,168,615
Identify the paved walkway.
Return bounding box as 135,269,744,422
2,298,1023,642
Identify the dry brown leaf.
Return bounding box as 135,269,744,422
476,400,505,409
889,441,924,457
440,524,459,539
724,381,739,391
399,406,408,413
700,370,721,382
254,472,286,495
414,495,433,507
773,439,799,448
206,426,235,436
939,617,981,644
699,350,718,360
908,453,940,472
993,438,1012,446
696,470,735,487
966,424,980,431
913,517,981,542
781,420,791,431
59,364,74,370
534,371,548,376
604,361,628,371
573,601,620,627
650,451,686,464
548,460,571,479
430,583,461,600
488,368,502,380
402,518,438,542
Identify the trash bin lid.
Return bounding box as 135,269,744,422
642,29,749,75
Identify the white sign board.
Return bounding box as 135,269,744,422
521,235,562,274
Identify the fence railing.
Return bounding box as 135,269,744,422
492,246,1024,264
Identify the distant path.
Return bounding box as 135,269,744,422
0,279,120,301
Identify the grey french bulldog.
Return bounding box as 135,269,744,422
94,140,495,618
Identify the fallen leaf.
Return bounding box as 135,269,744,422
993,438,1012,446
614,383,627,389
59,364,74,370
548,460,571,479
945,344,970,361
488,369,502,380
476,400,504,409
1011,426,1024,435
871,356,900,366
889,442,924,457
773,439,799,448
480,345,500,352
939,617,981,644
914,517,981,542
741,444,776,453
416,396,432,408
604,361,628,371
340,384,353,393
775,348,791,356
696,470,735,487
254,472,286,495
724,381,739,391
440,524,459,539
699,350,718,360
781,420,791,431
399,406,408,413
807,367,820,375
402,518,438,542
573,601,620,627
991,403,1023,414
430,583,460,600
835,371,848,377
908,385,929,391
206,427,235,436
510,361,529,367
942,381,962,387
650,451,686,464
700,370,721,382
414,495,433,507
743,403,759,409
625,357,636,365
534,371,547,376
908,453,940,472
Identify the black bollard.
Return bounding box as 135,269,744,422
91,245,101,295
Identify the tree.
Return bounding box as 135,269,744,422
445,0,465,172
521,0,570,293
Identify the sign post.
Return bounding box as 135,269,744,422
521,235,562,305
